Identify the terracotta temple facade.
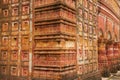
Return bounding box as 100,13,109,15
0,0,120,80
98,0,120,77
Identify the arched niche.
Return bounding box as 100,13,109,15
107,31,112,40
98,29,104,38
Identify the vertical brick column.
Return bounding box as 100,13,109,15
33,0,77,80
106,41,117,73
113,42,120,71
117,43,120,70
98,38,110,77
106,41,113,69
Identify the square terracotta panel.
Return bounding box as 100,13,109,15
1,50,8,60
12,21,19,31
11,50,18,61
22,5,29,15
2,23,9,32
21,36,29,48
1,66,8,75
21,50,29,61
2,36,9,46
11,36,18,47
22,20,29,31
3,9,9,17
12,7,19,16
11,66,18,76
21,66,29,76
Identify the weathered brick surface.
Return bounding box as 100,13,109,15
98,0,120,77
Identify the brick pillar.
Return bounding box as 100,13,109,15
98,38,110,77
33,0,77,80
117,43,120,70
106,41,113,70
106,41,117,73
113,42,119,71
98,39,108,73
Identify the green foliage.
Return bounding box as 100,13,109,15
117,64,120,70
101,66,110,77
110,65,117,73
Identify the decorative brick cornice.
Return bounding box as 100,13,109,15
98,0,120,24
